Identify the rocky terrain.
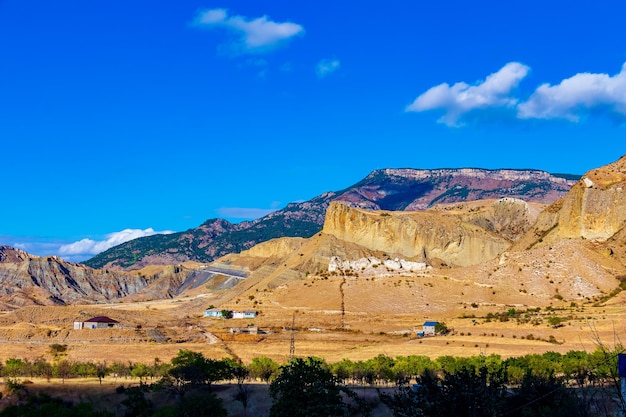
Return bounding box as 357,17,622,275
85,168,577,270
0,247,197,309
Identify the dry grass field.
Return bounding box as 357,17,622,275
0,277,625,366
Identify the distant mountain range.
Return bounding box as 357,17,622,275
83,168,578,270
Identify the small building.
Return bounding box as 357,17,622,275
74,316,119,330
232,310,257,319
204,309,257,319
203,308,223,318
229,326,259,335
423,321,439,336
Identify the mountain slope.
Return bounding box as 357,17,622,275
198,160,624,315
84,168,577,270
0,246,193,309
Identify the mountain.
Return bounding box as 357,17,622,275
202,157,626,314
84,168,577,270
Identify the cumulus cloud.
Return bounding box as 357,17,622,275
58,228,174,256
316,59,341,78
517,63,626,121
406,62,530,126
192,8,304,54
409,61,626,126
217,207,277,219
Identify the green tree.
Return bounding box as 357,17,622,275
381,365,508,417
367,354,396,385
162,350,231,396
330,358,355,383
269,357,369,417
54,360,72,383
249,356,279,383
434,322,449,335
507,372,578,417
3,358,27,378
392,356,434,385
131,363,151,384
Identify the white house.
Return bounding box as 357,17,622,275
204,309,257,319
74,316,119,330
422,321,439,336
232,310,257,319
203,308,223,318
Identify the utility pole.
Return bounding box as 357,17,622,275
289,312,295,359
340,269,346,329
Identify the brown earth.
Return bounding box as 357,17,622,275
0,276,625,367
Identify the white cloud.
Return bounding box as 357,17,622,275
406,62,530,126
58,228,174,256
217,207,277,219
193,8,304,55
316,59,340,78
517,63,626,121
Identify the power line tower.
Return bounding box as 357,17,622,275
289,312,295,359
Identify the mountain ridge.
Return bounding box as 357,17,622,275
84,167,578,270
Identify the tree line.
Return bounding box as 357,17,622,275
0,346,620,387
1,345,625,416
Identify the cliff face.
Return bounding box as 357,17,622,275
514,155,626,249
556,160,626,240
431,198,543,242
322,202,510,267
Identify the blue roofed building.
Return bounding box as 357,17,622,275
423,321,439,336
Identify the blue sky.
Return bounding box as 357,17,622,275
1,0,625,261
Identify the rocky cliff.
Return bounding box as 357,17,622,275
322,202,511,267
513,155,626,250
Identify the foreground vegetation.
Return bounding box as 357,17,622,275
1,343,625,416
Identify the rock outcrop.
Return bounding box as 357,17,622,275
322,202,511,267
514,154,626,249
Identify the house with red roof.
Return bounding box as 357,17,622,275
74,316,119,330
